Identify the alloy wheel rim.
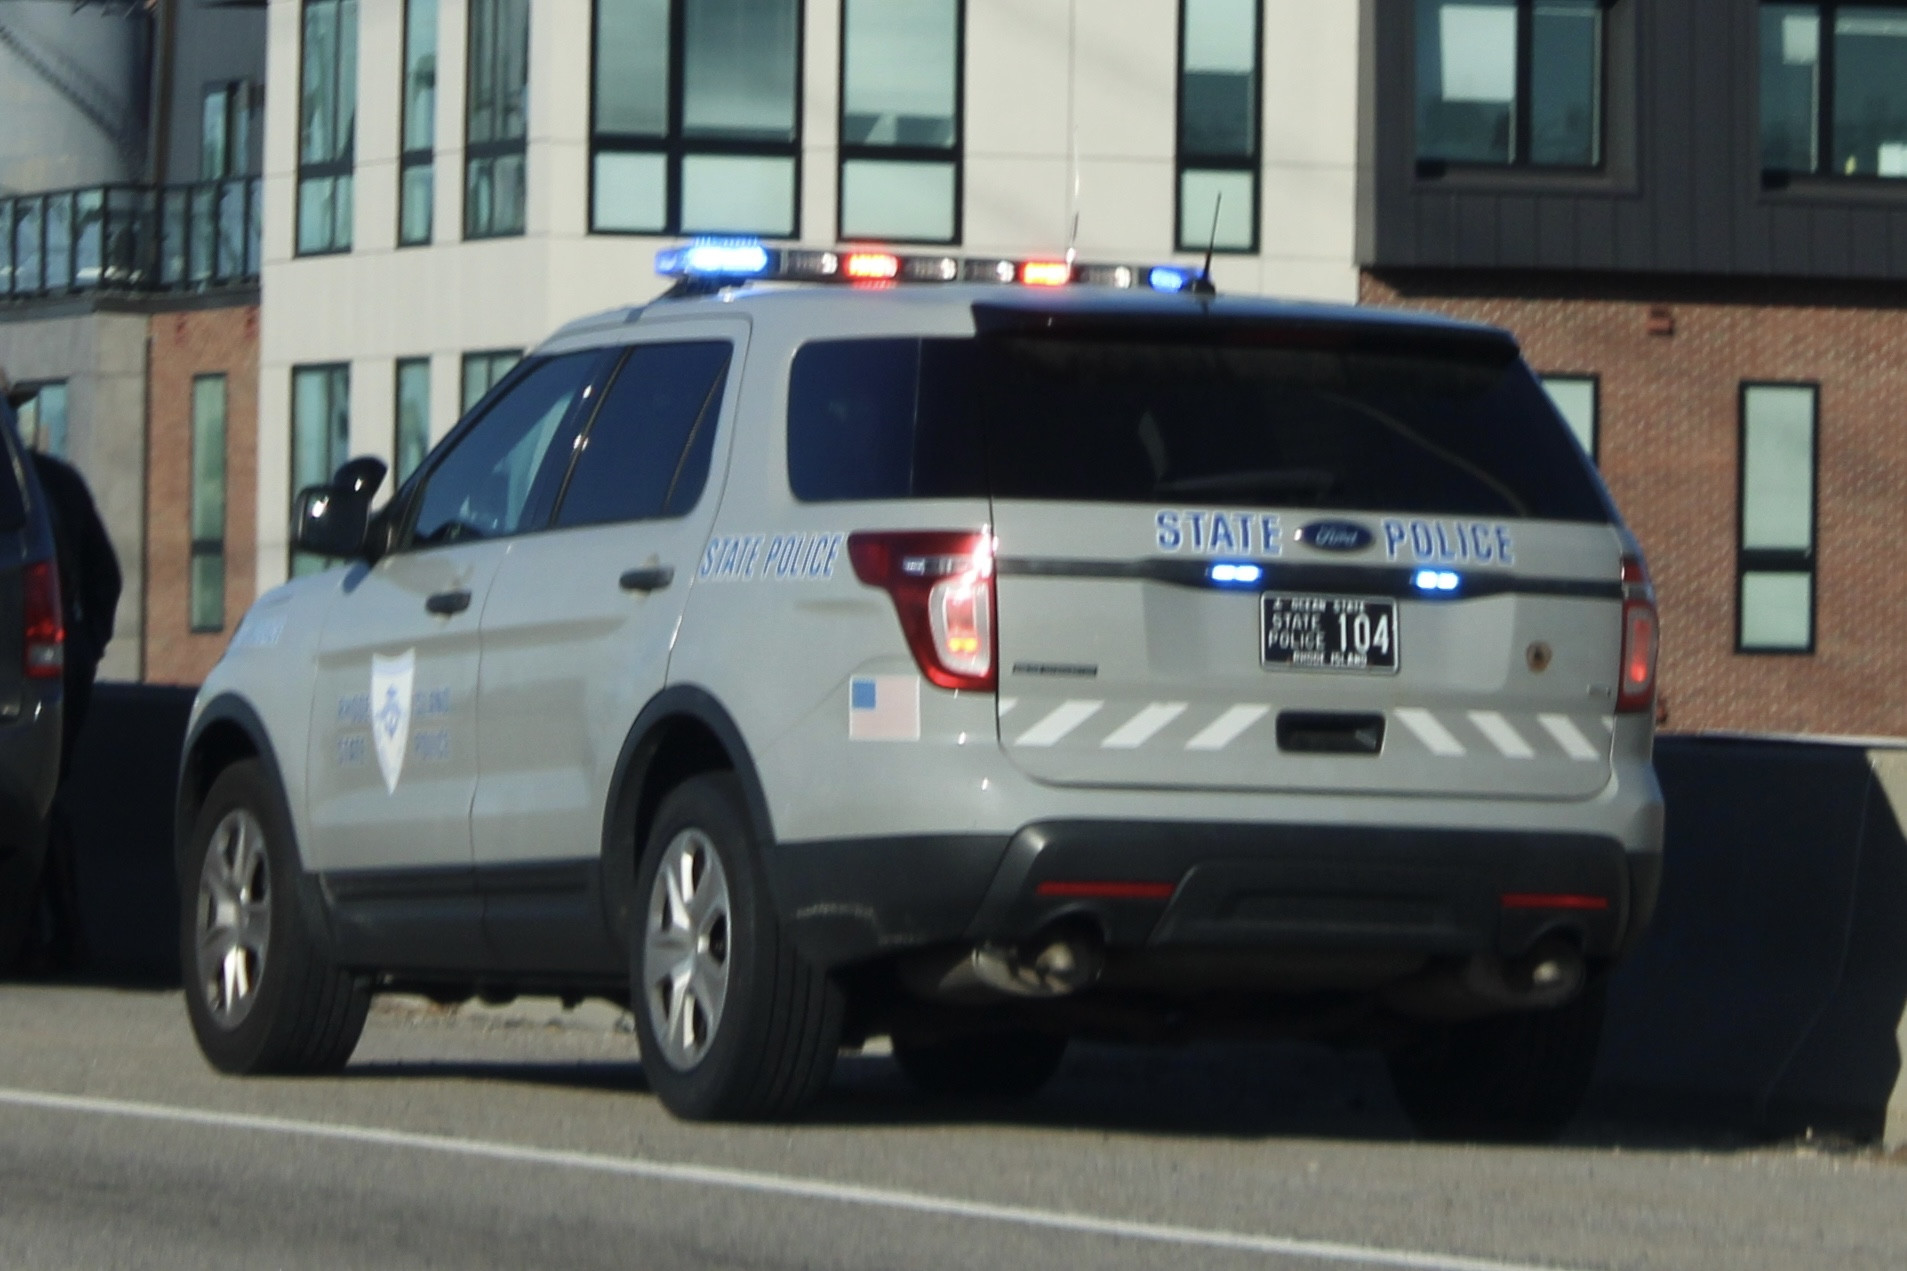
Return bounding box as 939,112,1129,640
195,809,272,1029
642,828,732,1071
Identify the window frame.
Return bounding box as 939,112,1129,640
1411,0,1613,177
190,373,229,633
15,379,70,457
295,0,358,257
461,348,525,415
1537,370,1600,462
587,0,808,238
1175,0,1264,254
464,0,530,241
394,356,433,486
1735,379,1820,655
399,0,439,247
834,0,965,246
1758,0,1907,188
289,362,352,575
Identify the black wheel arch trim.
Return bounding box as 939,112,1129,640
175,692,341,959
598,684,778,947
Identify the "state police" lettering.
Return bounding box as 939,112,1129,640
1380,518,1515,566
700,532,845,582
1155,510,1283,556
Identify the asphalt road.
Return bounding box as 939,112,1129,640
0,984,1900,1271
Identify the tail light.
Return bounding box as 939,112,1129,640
23,559,64,679
1617,556,1657,714
848,530,995,691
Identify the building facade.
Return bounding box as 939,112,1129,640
1359,0,1907,737
255,0,1362,583
0,0,267,684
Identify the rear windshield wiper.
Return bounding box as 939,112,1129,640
1153,468,1338,500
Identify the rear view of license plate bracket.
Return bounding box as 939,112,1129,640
1262,593,1399,674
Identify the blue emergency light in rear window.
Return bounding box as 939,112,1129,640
655,238,1205,293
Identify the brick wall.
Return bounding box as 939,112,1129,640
145,304,259,686
1362,272,1907,739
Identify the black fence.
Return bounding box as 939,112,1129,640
0,177,262,301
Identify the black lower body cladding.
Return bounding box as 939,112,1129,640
766,821,1654,968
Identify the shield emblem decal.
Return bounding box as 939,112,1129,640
371,650,415,794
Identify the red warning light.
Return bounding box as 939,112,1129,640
1020,261,1072,287
845,252,901,281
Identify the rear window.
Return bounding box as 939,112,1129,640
0,404,28,533
786,329,1612,522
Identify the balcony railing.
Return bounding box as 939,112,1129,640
0,177,262,301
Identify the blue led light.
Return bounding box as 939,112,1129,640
1209,562,1264,586
1413,569,1461,593
656,240,772,278
1149,266,1193,293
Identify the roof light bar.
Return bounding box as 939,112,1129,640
654,238,1209,293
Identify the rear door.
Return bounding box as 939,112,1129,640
940,314,1627,800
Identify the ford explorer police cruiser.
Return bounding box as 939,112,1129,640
176,242,1662,1138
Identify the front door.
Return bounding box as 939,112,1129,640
304,349,608,969
472,326,744,971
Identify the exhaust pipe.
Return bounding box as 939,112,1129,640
1385,936,1586,1021
901,926,1105,1002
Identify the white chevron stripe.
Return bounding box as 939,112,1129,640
1185,705,1269,751
1538,714,1602,762
997,698,1019,718
1101,702,1188,749
1469,711,1535,759
1014,700,1104,747
1394,708,1465,757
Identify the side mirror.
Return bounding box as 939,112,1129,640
292,456,388,560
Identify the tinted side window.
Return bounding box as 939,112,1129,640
787,338,983,502
409,352,599,547
554,341,732,528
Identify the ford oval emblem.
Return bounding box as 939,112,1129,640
1299,520,1373,552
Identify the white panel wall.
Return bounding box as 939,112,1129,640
257,0,1361,589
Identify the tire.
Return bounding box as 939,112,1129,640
1386,981,1606,1143
181,760,370,1075
893,1029,1069,1102
631,773,843,1121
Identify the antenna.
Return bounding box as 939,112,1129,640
1193,194,1221,296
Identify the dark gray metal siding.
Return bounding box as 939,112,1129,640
160,0,268,186
1359,0,1907,280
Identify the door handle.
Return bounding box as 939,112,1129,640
425,588,472,616
619,565,675,593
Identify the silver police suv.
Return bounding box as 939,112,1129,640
178,245,1663,1137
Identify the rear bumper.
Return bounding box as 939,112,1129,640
767,819,1660,969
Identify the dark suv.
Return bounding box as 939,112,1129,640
0,389,66,968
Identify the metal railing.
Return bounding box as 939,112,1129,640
0,177,263,301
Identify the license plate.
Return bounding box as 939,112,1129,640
1262,593,1399,674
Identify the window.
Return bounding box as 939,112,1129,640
395,357,432,485
400,0,440,245
786,335,1611,521
462,349,523,414
1761,3,1907,180
1538,373,1598,459
1178,0,1261,251
839,0,962,243
409,354,600,547
291,364,351,575
466,0,529,239
1738,383,1818,653
591,0,804,237
191,376,228,632
555,341,732,527
1415,0,1605,169
298,0,358,254
16,381,69,457
202,82,254,179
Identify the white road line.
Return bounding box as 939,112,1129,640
1394,709,1465,757
1185,704,1269,751
1014,700,1104,747
1100,702,1188,749
1468,712,1535,760
0,1086,1581,1271
1537,714,1602,762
